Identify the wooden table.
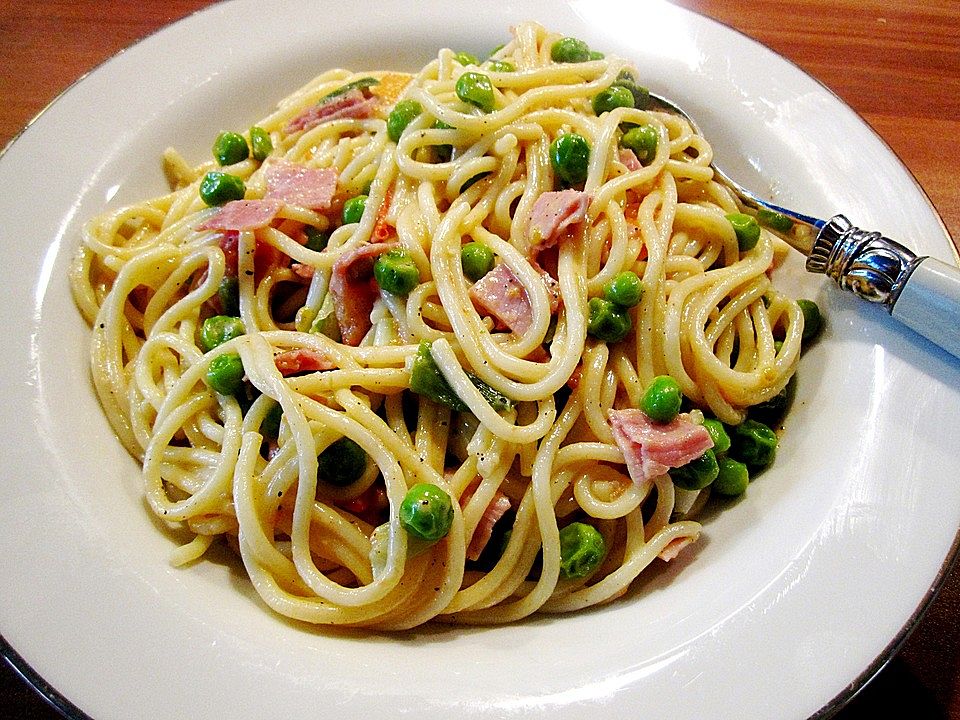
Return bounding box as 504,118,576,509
1,1,957,718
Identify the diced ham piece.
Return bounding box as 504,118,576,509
197,199,282,232
607,409,714,485
469,262,558,335
264,162,338,211
328,242,398,346
285,88,378,133
658,536,697,562
215,227,286,282
619,148,642,171
527,189,589,255
274,348,336,376
460,480,512,562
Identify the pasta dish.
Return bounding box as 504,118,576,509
70,22,810,629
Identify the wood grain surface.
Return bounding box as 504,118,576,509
1,1,957,718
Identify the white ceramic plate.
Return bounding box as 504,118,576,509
2,2,958,718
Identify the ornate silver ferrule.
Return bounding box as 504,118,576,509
806,214,924,308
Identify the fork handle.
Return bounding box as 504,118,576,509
891,257,960,359
808,215,960,359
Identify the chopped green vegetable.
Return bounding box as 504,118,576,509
603,271,644,308
319,76,379,102
726,212,761,251
641,375,682,423
455,71,496,112
199,171,245,206
670,449,720,491
261,401,283,439
303,226,329,252
342,194,368,224
757,207,794,233
461,241,495,281
592,85,634,115
317,437,368,487
400,483,454,541
730,419,778,467
205,353,245,395
620,125,658,164
249,126,273,161
550,37,591,63
559,522,606,579
373,248,420,295
199,315,245,352
612,71,650,110
409,341,514,412
797,299,823,342
387,99,423,143
217,276,240,316
713,457,750,496
550,132,590,186
587,297,632,343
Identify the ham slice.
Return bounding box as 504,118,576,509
658,536,697,562
197,199,282,232
619,148,642,171
527,189,589,255
264,162,338,211
469,262,558,335
329,242,397,346
607,409,714,485
460,480,512,562
285,88,378,133
274,348,335,376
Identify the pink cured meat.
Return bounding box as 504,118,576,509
274,348,336,375
469,263,536,334
607,409,714,485
619,148,642,171
264,162,338,211
285,88,378,133
461,485,512,562
329,242,398,346
527,189,589,254
197,199,282,232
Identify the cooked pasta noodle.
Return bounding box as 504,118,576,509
71,22,804,629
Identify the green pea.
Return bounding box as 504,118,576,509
797,299,823,342
550,37,591,63
592,85,634,116
713,456,750,496
217,276,239,316
701,418,731,455
730,419,777,467
455,71,496,113
670,449,720,491
641,375,682,423
550,133,590,186
487,59,514,72
317,437,368,487
261,401,283,439
199,315,245,352
757,207,794,233
205,353,245,395
387,99,423,143
620,125,658,164
613,72,650,110
587,297,632,343
558,522,606,579
342,194,368,224
454,51,479,66
750,376,794,427
603,270,644,308
400,483,454,541
726,212,761,251
461,241,495,281
212,131,249,166
199,171,245,206
588,50,605,60
373,248,420,295
304,226,329,252
249,126,273,161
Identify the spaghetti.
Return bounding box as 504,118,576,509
71,22,804,629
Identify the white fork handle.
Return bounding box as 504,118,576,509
891,257,960,359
